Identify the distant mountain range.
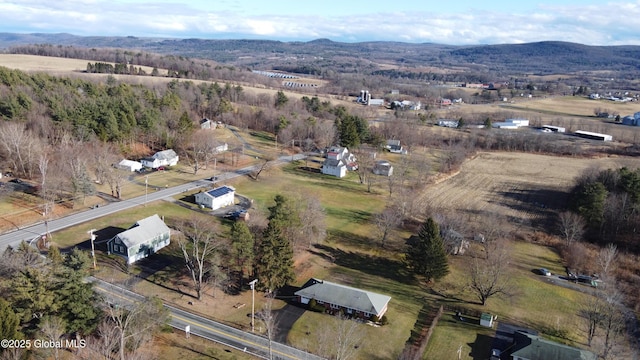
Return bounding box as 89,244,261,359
1,32,639,76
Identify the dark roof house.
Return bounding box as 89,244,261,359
295,278,391,318
510,331,596,360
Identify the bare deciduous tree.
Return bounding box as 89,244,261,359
258,293,278,360
374,205,402,248
252,154,276,180
557,211,586,247
579,291,604,347
597,243,618,280
298,195,327,249
37,316,66,360
179,217,224,300
467,243,511,306
0,122,41,179
75,319,119,360
106,296,168,360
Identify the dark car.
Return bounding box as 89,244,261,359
537,268,551,276
10,178,23,184
208,176,218,181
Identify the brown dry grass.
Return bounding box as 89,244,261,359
418,152,640,227
0,54,168,76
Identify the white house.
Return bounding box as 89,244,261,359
194,185,235,210
295,278,392,319
141,149,179,169
321,147,357,178
116,159,143,172
438,119,459,128
107,214,171,265
493,118,529,129
200,118,212,129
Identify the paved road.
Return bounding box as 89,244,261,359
0,154,306,252
92,277,324,360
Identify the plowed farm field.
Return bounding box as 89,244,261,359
420,152,640,228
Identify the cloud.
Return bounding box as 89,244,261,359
1,0,639,45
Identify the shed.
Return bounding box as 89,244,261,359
480,313,494,327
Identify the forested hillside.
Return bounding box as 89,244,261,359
2,33,640,77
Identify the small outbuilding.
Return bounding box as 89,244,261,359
116,159,143,172
194,185,235,210
480,313,495,327
373,160,393,176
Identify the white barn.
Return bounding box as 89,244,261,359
194,186,235,210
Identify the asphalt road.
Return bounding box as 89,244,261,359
91,277,324,360
0,153,306,252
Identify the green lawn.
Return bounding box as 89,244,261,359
38,144,597,360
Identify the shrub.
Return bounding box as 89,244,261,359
308,299,324,313
380,315,389,325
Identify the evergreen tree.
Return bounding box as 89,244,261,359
405,218,449,282
53,269,100,334
274,90,288,109
230,221,255,280
573,182,608,226
0,299,21,343
254,195,296,291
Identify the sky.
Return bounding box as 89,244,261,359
1,0,639,45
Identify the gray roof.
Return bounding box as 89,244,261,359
113,214,170,248
154,149,177,160
295,279,391,316
511,331,596,360
323,158,345,167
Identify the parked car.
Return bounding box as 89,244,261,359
156,166,165,171
10,178,23,184
537,268,551,276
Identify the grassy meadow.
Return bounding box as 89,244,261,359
40,150,606,360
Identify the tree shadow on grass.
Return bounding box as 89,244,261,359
311,244,415,284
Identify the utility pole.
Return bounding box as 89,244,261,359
88,229,97,270
144,175,148,207
249,279,258,332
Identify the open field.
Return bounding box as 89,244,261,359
419,152,640,230
0,54,168,76
503,95,640,117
